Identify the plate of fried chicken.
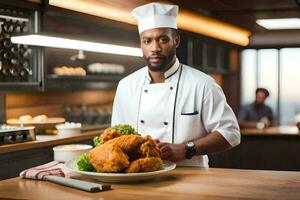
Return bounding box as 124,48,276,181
66,158,176,182
65,125,176,182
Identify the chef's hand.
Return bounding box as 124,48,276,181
155,140,185,162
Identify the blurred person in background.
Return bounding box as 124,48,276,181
239,88,274,129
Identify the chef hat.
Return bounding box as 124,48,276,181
131,2,179,34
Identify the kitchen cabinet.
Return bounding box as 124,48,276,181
209,127,300,171
178,30,236,75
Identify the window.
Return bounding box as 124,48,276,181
280,48,300,125
241,50,257,105
257,49,278,116
241,48,300,125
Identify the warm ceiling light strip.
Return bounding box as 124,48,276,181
49,0,136,25
178,10,250,46
49,0,250,46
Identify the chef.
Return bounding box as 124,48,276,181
111,2,240,167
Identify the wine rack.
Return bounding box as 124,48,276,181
0,3,43,91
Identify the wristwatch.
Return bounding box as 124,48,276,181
185,141,196,159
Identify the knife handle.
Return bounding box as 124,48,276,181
44,176,111,192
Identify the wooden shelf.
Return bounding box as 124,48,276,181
46,74,123,90
48,74,124,81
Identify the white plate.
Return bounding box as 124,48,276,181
65,158,176,183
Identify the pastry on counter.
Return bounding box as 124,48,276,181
53,66,86,76
7,115,65,135
19,115,32,122
18,114,48,123
33,114,48,122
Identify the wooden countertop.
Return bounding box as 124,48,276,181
0,130,101,154
0,167,299,200
241,126,300,136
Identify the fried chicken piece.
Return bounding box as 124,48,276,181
107,135,145,154
126,157,163,173
100,128,121,144
88,143,129,172
140,135,161,158
89,133,162,173
104,135,160,161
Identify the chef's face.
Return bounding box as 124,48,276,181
140,28,180,72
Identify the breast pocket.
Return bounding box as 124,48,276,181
176,113,204,143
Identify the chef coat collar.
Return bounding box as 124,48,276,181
146,58,180,83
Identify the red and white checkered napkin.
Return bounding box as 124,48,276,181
19,161,74,180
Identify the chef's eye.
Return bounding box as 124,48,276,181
143,39,151,45
159,37,169,43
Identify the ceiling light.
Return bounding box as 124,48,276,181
11,35,143,57
256,18,300,30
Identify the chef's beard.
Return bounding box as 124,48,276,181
144,45,176,72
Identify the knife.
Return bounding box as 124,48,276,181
44,176,111,193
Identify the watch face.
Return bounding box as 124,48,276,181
185,141,196,159
187,141,195,148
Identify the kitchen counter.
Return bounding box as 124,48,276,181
242,126,300,136
1,125,300,179
0,130,101,154
0,167,299,200
209,126,300,171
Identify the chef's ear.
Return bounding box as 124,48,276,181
175,34,180,48
173,29,180,48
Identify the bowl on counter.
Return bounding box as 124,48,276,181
53,144,93,163
56,122,82,135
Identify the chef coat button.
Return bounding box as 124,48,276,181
140,120,145,124
144,89,148,93
170,86,173,90
163,121,168,126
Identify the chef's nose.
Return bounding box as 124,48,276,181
151,41,161,53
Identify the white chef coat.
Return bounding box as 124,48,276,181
112,58,240,167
